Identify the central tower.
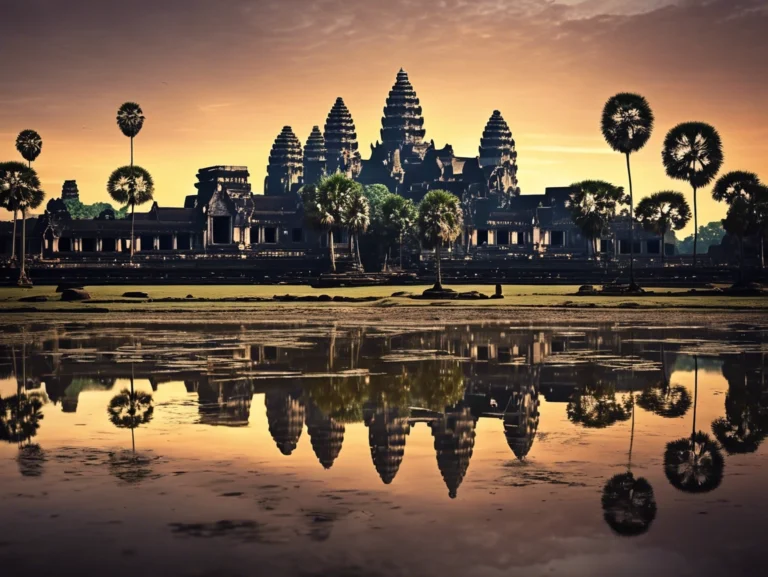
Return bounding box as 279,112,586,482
381,69,426,151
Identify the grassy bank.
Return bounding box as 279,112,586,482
0,284,766,313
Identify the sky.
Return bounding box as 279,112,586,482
1,0,767,234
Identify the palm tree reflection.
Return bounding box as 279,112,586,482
568,366,632,429
107,366,154,453
602,473,657,536
663,357,725,493
637,345,691,419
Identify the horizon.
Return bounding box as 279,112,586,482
1,0,767,236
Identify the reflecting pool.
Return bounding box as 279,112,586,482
1,321,767,576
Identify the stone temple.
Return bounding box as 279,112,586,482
5,69,678,273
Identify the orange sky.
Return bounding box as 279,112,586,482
1,0,767,236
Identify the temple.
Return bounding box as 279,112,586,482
2,69,685,275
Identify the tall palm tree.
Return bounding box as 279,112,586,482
713,171,766,273
601,94,654,288
663,357,725,493
566,180,625,259
106,165,154,257
12,130,43,266
721,197,751,283
417,189,463,289
635,191,692,267
302,174,358,272
662,122,724,270
116,102,145,166
382,194,417,269
0,162,45,286
342,186,370,270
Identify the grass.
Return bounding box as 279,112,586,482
0,284,766,313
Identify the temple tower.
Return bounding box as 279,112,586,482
324,98,362,178
479,110,519,195
305,403,345,469
367,407,411,485
431,405,476,499
265,126,303,196
303,126,327,186
381,69,426,152
61,180,79,201
265,391,305,456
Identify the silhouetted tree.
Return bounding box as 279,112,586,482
662,122,724,269
602,473,657,536
107,370,154,453
568,366,632,429
635,191,691,266
106,165,154,258
721,197,752,282
342,185,370,270
11,129,43,265
601,93,654,288
0,162,45,285
382,194,417,269
566,180,625,258
116,102,145,166
663,357,725,493
417,190,463,289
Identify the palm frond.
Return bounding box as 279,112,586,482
417,190,463,247
662,122,724,188
712,171,761,204
601,93,654,155
106,165,155,207
116,102,145,138
15,129,43,163
0,161,45,211
635,190,691,235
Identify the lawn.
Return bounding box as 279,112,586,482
0,284,766,313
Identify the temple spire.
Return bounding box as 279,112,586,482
303,126,327,186
323,97,362,178
265,126,303,196
479,110,520,196
381,69,426,151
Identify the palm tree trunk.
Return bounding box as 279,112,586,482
131,136,134,167
692,356,698,437
760,233,765,270
399,231,404,269
355,232,362,270
739,235,744,284
329,229,336,272
435,245,442,289
130,204,136,258
10,209,18,264
660,234,665,268
19,207,27,284
692,185,698,271
626,153,636,287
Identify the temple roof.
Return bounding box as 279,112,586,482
431,405,476,499
265,390,305,456
479,110,515,162
324,98,361,169
381,69,426,149
367,407,411,484
267,126,303,171
306,403,345,470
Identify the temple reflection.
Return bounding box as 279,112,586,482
1,322,767,504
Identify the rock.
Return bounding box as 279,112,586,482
495,284,503,297
186,294,194,299
317,294,333,302
122,291,149,299
19,295,49,303
420,286,458,300
56,283,84,293
458,291,489,300
578,285,597,295
60,289,91,301
390,291,413,298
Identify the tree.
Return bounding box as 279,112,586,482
601,93,654,288
107,368,154,454
12,129,43,266
116,102,145,166
382,194,417,268
635,191,691,266
721,197,751,281
63,198,128,220
566,180,625,258
342,186,370,270
417,190,463,289
663,357,725,494
676,221,725,255
0,162,45,286
662,122,724,269
106,165,154,257
712,171,762,205
302,174,358,272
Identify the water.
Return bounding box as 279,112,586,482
1,320,767,577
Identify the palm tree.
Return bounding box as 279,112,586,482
663,357,725,493
601,94,654,288
635,191,692,267
107,366,154,453
382,194,417,269
106,165,154,258
12,129,43,265
721,198,752,283
566,180,625,259
0,162,45,286
302,174,357,272
116,102,145,166
342,186,370,270
567,367,633,429
662,122,724,270
417,189,463,289
712,171,762,205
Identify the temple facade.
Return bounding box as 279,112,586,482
4,68,677,267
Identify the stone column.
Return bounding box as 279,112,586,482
96,238,103,252
172,234,178,250
116,240,122,252
52,238,59,253
154,236,159,251
190,233,195,250
135,237,141,252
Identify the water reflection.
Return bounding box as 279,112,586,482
0,323,766,504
